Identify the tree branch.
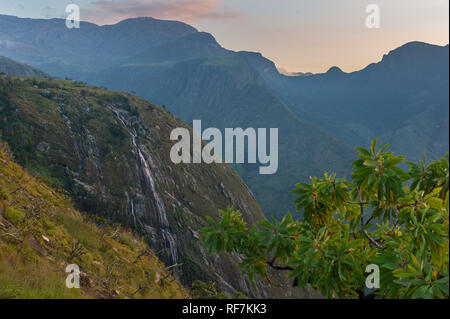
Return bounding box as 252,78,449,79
267,258,294,271
363,230,386,250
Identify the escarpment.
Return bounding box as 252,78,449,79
0,75,274,297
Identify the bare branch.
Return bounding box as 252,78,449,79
267,258,294,271
363,230,386,250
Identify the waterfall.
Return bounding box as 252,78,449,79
130,199,137,228
137,148,169,227
111,108,178,265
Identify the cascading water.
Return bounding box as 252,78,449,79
111,107,178,266
130,200,137,228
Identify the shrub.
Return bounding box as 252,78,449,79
201,140,449,299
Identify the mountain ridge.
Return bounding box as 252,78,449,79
1,14,447,217
0,55,48,77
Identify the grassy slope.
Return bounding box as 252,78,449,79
0,140,188,299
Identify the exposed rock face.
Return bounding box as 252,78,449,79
0,75,274,297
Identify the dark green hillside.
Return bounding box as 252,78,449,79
0,75,288,298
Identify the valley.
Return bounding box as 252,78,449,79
0,10,448,300
1,15,446,218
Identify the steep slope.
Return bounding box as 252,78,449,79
0,55,48,77
0,138,187,298
0,74,277,297
87,55,355,219
251,42,449,163
127,32,232,64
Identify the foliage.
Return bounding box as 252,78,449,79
201,139,449,299
191,280,229,299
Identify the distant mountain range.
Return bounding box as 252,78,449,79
249,42,449,164
1,14,448,219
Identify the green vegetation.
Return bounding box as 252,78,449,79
190,280,228,299
0,139,188,299
0,74,273,298
201,140,449,299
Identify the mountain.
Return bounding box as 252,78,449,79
0,138,187,298
127,32,233,64
0,74,292,298
0,15,199,78
0,55,48,77
1,15,447,218
0,16,353,220
87,55,355,218
0,15,356,217
248,42,449,163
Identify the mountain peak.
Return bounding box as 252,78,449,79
382,41,448,61
396,41,443,50
326,66,344,74
112,16,198,32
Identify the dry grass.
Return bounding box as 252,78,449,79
0,140,189,299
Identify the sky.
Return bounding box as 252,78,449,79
0,0,448,73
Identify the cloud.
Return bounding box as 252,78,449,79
277,67,314,77
84,0,239,25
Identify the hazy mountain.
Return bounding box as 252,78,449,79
127,32,233,64
0,15,199,78
0,55,48,77
0,14,356,217
248,42,449,163
1,14,447,218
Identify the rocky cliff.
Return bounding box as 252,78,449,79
0,74,277,297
